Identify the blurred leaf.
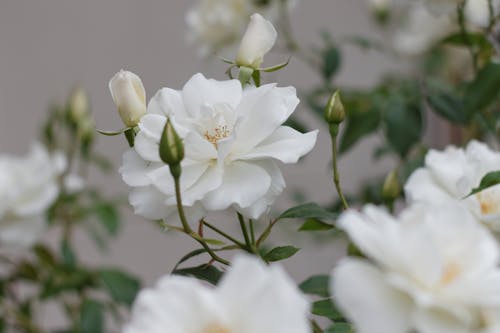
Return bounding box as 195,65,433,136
99,269,140,306
284,116,309,133
263,246,300,262
322,45,341,81
340,110,381,153
467,171,500,197
298,219,335,231
279,203,337,221
312,299,344,321
464,62,500,116
80,299,104,333
426,81,467,124
61,240,76,267
88,153,113,171
173,264,224,285
93,203,120,236
443,32,490,49
299,275,330,297
325,323,354,333
34,245,56,268
384,93,423,157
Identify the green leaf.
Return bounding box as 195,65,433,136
467,171,500,197
426,81,467,124
464,62,500,116
340,110,381,153
99,270,140,306
384,94,423,157
325,323,354,333
322,46,341,81
61,240,76,267
34,245,56,267
173,264,224,285
80,299,104,333
279,203,337,221
299,275,330,297
93,203,120,236
299,219,335,231
312,299,344,321
263,246,300,262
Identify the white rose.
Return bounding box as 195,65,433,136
236,13,277,68
123,255,310,333
405,140,500,232
120,73,318,224
109,70,146,127
332,203,500,333
0,144,65,248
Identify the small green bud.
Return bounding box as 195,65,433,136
382,170,401,201
159,119,184,169
324,90,345,124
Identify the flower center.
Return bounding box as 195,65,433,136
204,125,231,147
203,324,231,333
198,103,236,149
476,187,500,216
439,262,461,286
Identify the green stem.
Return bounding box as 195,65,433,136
237,213,254,253
249,219,256,245
329,125,349,210
256,218,279,247
201,220,246,248
173,176,230,265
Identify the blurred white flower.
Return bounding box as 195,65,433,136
332,203,500,333
186,0,296,57
0,144,64,248
465,0,500,28
236,13,277,68
123,255,310,333
405,140,500,232
393,2,456,54
423,0,462,16
109,70,147,127
120,73,317,224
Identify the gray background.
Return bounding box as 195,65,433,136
0,0,433,287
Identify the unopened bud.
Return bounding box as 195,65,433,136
324,90,345,125
382,170,401,201
236,13,277,69
159,119,184,176
69,87,89,122
109,70,146,127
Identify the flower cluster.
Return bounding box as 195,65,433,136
332,141,500,333
0,144,64,248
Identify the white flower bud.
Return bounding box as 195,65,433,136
69,87,89,121
109,70,146,127
236,13,277,68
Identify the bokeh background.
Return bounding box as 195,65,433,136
0,0,423,286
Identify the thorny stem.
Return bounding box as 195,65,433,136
201,219,247,248
173,177,230,265
329,125,349,210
